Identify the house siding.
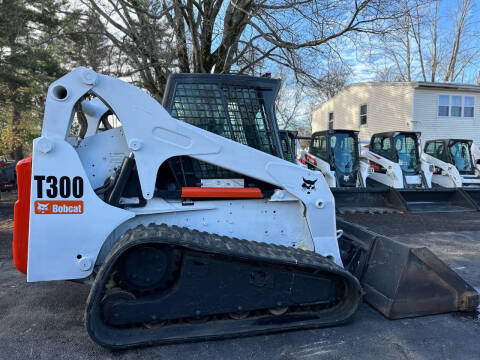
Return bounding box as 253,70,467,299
412,89,480,146
311,83,414,142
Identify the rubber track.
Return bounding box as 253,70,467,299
85,224,362,349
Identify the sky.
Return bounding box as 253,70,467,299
345,0,480,84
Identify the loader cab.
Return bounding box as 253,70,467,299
163,73,283,158
278,130,298,163
310,130,360,187
370,132,421,175
160,73,284,193
424,139,475,175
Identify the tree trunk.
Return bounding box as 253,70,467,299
430,0,438,82
444,0,471,82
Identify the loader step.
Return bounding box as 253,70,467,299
86,224,361,349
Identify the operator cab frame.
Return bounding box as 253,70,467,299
309,129,360,187
424,139,475,175
278,129,298,163
369,131,422,175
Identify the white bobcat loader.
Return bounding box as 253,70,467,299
299,130,370,188
298,130,409,214
364,131,477,212
423,139,480,188
12,69,478,349
422,139,480,207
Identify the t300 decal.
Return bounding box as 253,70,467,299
33,175,84,199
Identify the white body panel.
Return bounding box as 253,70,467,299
361,147,433,188
28,140,134,281
27,68,341,281
97,194,314,264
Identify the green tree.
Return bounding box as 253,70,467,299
0,0,66,159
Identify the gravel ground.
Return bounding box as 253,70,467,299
1,192,479,359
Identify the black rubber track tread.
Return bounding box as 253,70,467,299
85,224,362,349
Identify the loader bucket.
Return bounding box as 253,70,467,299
338,219,479,319
331,187,408,214
396,188,478,213
461,188,480,209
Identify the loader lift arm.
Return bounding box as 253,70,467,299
39,68,342,265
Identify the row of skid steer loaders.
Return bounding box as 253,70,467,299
300,129,480,214
12,68,478,349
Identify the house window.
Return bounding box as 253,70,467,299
438,95,475,118
328,112,334,129
438,95,449,116
451,96,462,117
464,96,474,117
359,104,367,125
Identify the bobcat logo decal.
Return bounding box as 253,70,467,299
36,202,49,214
301,178,317,194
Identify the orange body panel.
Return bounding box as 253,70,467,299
181,187,263,199
12,156,32,275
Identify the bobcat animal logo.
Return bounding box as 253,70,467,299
36,202,49,214
302,178,317,194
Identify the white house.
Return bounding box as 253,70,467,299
311,82,480,146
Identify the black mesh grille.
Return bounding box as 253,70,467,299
171,83,275,154
169,82,276,181
171,84,233,140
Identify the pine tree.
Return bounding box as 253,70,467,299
0,0,65,159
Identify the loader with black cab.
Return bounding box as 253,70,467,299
423,138,480,207
12,68,478,349
297,130,407,214
364,131,478,212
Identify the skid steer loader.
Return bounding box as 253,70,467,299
298,130,407,214
12,68,478,349
364,131,477,213
423,138,480,207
